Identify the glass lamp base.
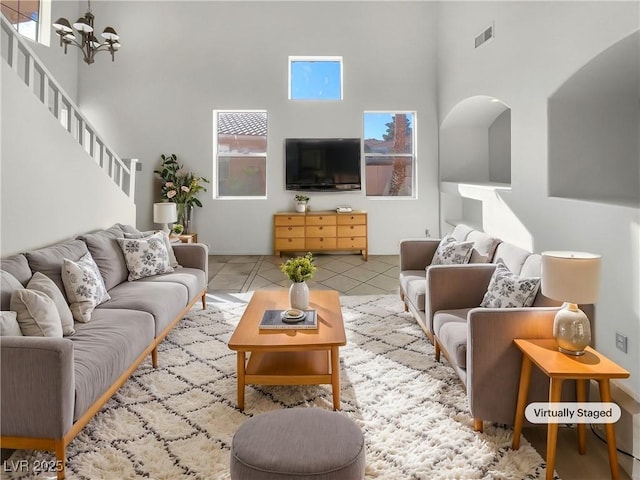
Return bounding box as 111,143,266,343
553,303,591,356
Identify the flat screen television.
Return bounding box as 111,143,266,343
285,138,362,192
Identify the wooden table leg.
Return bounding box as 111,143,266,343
576,379,587,454
331,346,341,411
237,352,246,411
598,379,620,480
546,377,564,480
512,355,532,449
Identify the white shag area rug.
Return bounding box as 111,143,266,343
4,294,552,480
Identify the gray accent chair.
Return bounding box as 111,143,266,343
1,224,208,479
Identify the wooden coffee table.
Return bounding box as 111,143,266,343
228,289,346,411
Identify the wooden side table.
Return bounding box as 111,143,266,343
512,338,629,480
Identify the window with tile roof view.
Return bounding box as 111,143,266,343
214,111,267,198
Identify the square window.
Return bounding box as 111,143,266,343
289,56,343,100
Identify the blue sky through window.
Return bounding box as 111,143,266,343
290,59,342,100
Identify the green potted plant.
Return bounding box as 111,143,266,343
294,194,310,213
280,252,316,309
154,154,209,232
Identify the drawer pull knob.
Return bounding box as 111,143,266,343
288,227,292,230
350,226,354,230
319,226,323,230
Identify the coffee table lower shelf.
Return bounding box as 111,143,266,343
236,347,340,411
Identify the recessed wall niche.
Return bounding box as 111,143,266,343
439,95,512,231
548,31,639,207
440,95,511,184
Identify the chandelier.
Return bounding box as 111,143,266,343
52,1,120,65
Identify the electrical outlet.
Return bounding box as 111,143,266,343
615,332,628,353
425,229,430,238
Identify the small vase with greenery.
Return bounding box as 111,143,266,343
294,194,310,212
281,253,316,309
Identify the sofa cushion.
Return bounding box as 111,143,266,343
480,262,540,308
0,311,23,336
10,288,63,337
62,253,111,323
491,242,531,275
117,233,174,281
1,269,24,311
77,225,129,291
437,318,469,369
466,231,501,263
432,235,474,266
0,255,32,286
99,281,188,336
26,272,75,336
138,267,206,301
25,239,89,303
433,308,470,338
70,308,155,420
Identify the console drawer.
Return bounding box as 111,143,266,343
275,226,305,238
337,225,366,237
306,215,337,226
274,238,306,251
306,237,337,250
306,226,337,237
337,214,366,225
274,215,305,226
337,237,367,249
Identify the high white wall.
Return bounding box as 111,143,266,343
76,1,440,255
0,62,136,255
436,0,640,413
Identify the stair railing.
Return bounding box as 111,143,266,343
0,13,137,200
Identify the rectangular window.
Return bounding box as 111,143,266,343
364,112,415,197
1,0,46,43
214,111,267,198
289,56,343,100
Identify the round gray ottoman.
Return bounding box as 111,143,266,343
230,408,365,480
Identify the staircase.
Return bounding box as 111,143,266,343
0,13,137,200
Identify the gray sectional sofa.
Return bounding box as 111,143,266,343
0,224,208,479
399,224,594,432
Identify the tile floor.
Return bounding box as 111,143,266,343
205,253,632,480
207,253,399,301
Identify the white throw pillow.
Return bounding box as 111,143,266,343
117,232,174,281
0,311,23,336
480,262,540,308
10,289,63,337
431,235,474,266
62,252,111,323
123,230,179,268
27,272,75,336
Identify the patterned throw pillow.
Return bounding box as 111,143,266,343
117,232,174,281
480,262,540,308
431,235,474,266
123,230,179,268
62,252,111,323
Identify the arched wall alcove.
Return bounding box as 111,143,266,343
439,95,512,231
548,30,639,207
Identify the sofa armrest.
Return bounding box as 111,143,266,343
0,336,75,439
466,306,568,425
172,243,209,278
399,239,440,271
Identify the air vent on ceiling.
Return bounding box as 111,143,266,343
475,23,494,48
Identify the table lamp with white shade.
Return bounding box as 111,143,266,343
153,202,177,235
541,251,601,356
